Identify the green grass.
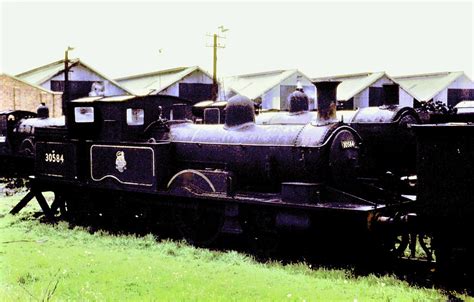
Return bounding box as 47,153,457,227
0,193,470,301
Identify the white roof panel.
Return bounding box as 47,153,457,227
312,72,386,101
393,71,464,102
225,70,298,100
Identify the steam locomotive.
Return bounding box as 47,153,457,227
5,80,474,276
6,82,407,255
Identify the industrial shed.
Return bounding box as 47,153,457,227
312,72,413,109
0,73,62,117
393,71,474,107
224,70,315,110
116,66,219,104
16,59,130,100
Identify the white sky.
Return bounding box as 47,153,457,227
1,1,473,80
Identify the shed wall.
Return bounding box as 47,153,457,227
0,74,63,117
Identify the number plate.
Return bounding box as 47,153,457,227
35,142,77,179
341,140,355,149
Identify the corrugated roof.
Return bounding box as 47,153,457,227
224,70,299,100
392,71,465,102
116,66,211,96
312,72,387,101
16,59,69,85
16,59,133,95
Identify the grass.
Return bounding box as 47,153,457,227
0,192,471,301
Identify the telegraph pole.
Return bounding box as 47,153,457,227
207,26,228,101
63,46,74,113
212,33,218,100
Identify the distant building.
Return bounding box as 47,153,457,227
15,58,131,114
0,73,62,117
225,70,316,110
312,72,413,109
116,66,219,104
393,71,474,107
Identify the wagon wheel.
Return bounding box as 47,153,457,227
174,203,224,247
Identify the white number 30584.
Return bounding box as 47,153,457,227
45,151,64,164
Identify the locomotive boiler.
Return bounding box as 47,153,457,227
166,81,360,193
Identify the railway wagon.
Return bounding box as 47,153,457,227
412,123,474,275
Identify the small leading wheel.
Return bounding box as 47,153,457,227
175,203,224,247
417,233,435,262
382,232,410,259
239,208,280,258
60,196,90,224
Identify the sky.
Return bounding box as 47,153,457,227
1,1,473,80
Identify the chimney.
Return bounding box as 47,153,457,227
312,81,341,125
382,84,399,106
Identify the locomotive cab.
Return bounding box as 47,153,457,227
66,95,192,142
36,95,192,190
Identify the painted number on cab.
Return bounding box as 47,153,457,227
45,150,64,164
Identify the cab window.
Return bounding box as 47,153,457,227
126,108,144,126
74,107,95,123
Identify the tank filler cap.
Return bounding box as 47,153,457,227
224,95,255,130
36,103,49,119
288,90,309,115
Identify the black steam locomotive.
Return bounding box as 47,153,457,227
6,81,474,276
8,82,408,253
